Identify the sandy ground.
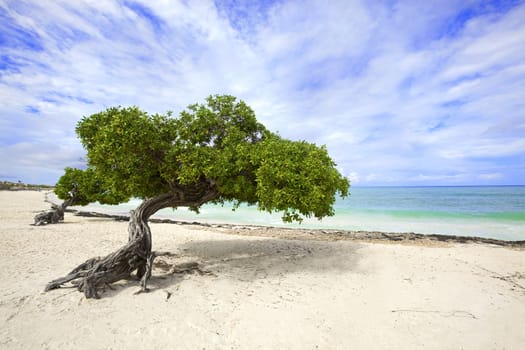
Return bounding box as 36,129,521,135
1,191,524,349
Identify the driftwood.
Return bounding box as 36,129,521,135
33,188,76,226
33,200,71,226
45,181,218,299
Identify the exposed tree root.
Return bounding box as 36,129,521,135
45,240,154,298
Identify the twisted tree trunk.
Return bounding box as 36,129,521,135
45,182,218,299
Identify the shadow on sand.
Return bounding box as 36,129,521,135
95,237,363,298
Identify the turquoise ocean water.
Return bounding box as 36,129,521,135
74,186,525,241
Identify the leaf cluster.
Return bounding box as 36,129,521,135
54,167,126,205
254,136,349,222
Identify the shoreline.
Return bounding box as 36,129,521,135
71,209,525,248
40,191,525,248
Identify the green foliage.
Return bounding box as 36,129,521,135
54,167,127,205
62,94,349,222
76,106,176,199
254,136,349,222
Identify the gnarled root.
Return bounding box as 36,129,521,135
45,239,155,299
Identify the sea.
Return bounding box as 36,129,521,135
73,186,525,241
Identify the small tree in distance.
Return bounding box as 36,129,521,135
33,168,101,225
45,95,349,298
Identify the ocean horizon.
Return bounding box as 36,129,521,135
65,185,525,241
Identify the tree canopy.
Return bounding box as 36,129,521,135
56,95,349,223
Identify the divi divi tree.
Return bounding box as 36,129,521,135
45,95,349,298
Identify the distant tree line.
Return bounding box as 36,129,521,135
0,180,53,191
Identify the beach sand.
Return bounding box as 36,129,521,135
1,191,524,349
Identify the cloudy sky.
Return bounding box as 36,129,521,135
1,0,524,186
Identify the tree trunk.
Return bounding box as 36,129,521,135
33,197,73,226
45,183,217,299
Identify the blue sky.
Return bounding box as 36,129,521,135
1,0,524,186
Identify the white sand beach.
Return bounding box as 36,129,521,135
1,190,524,349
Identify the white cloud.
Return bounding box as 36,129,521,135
347,172,360,184
478,173,503,180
